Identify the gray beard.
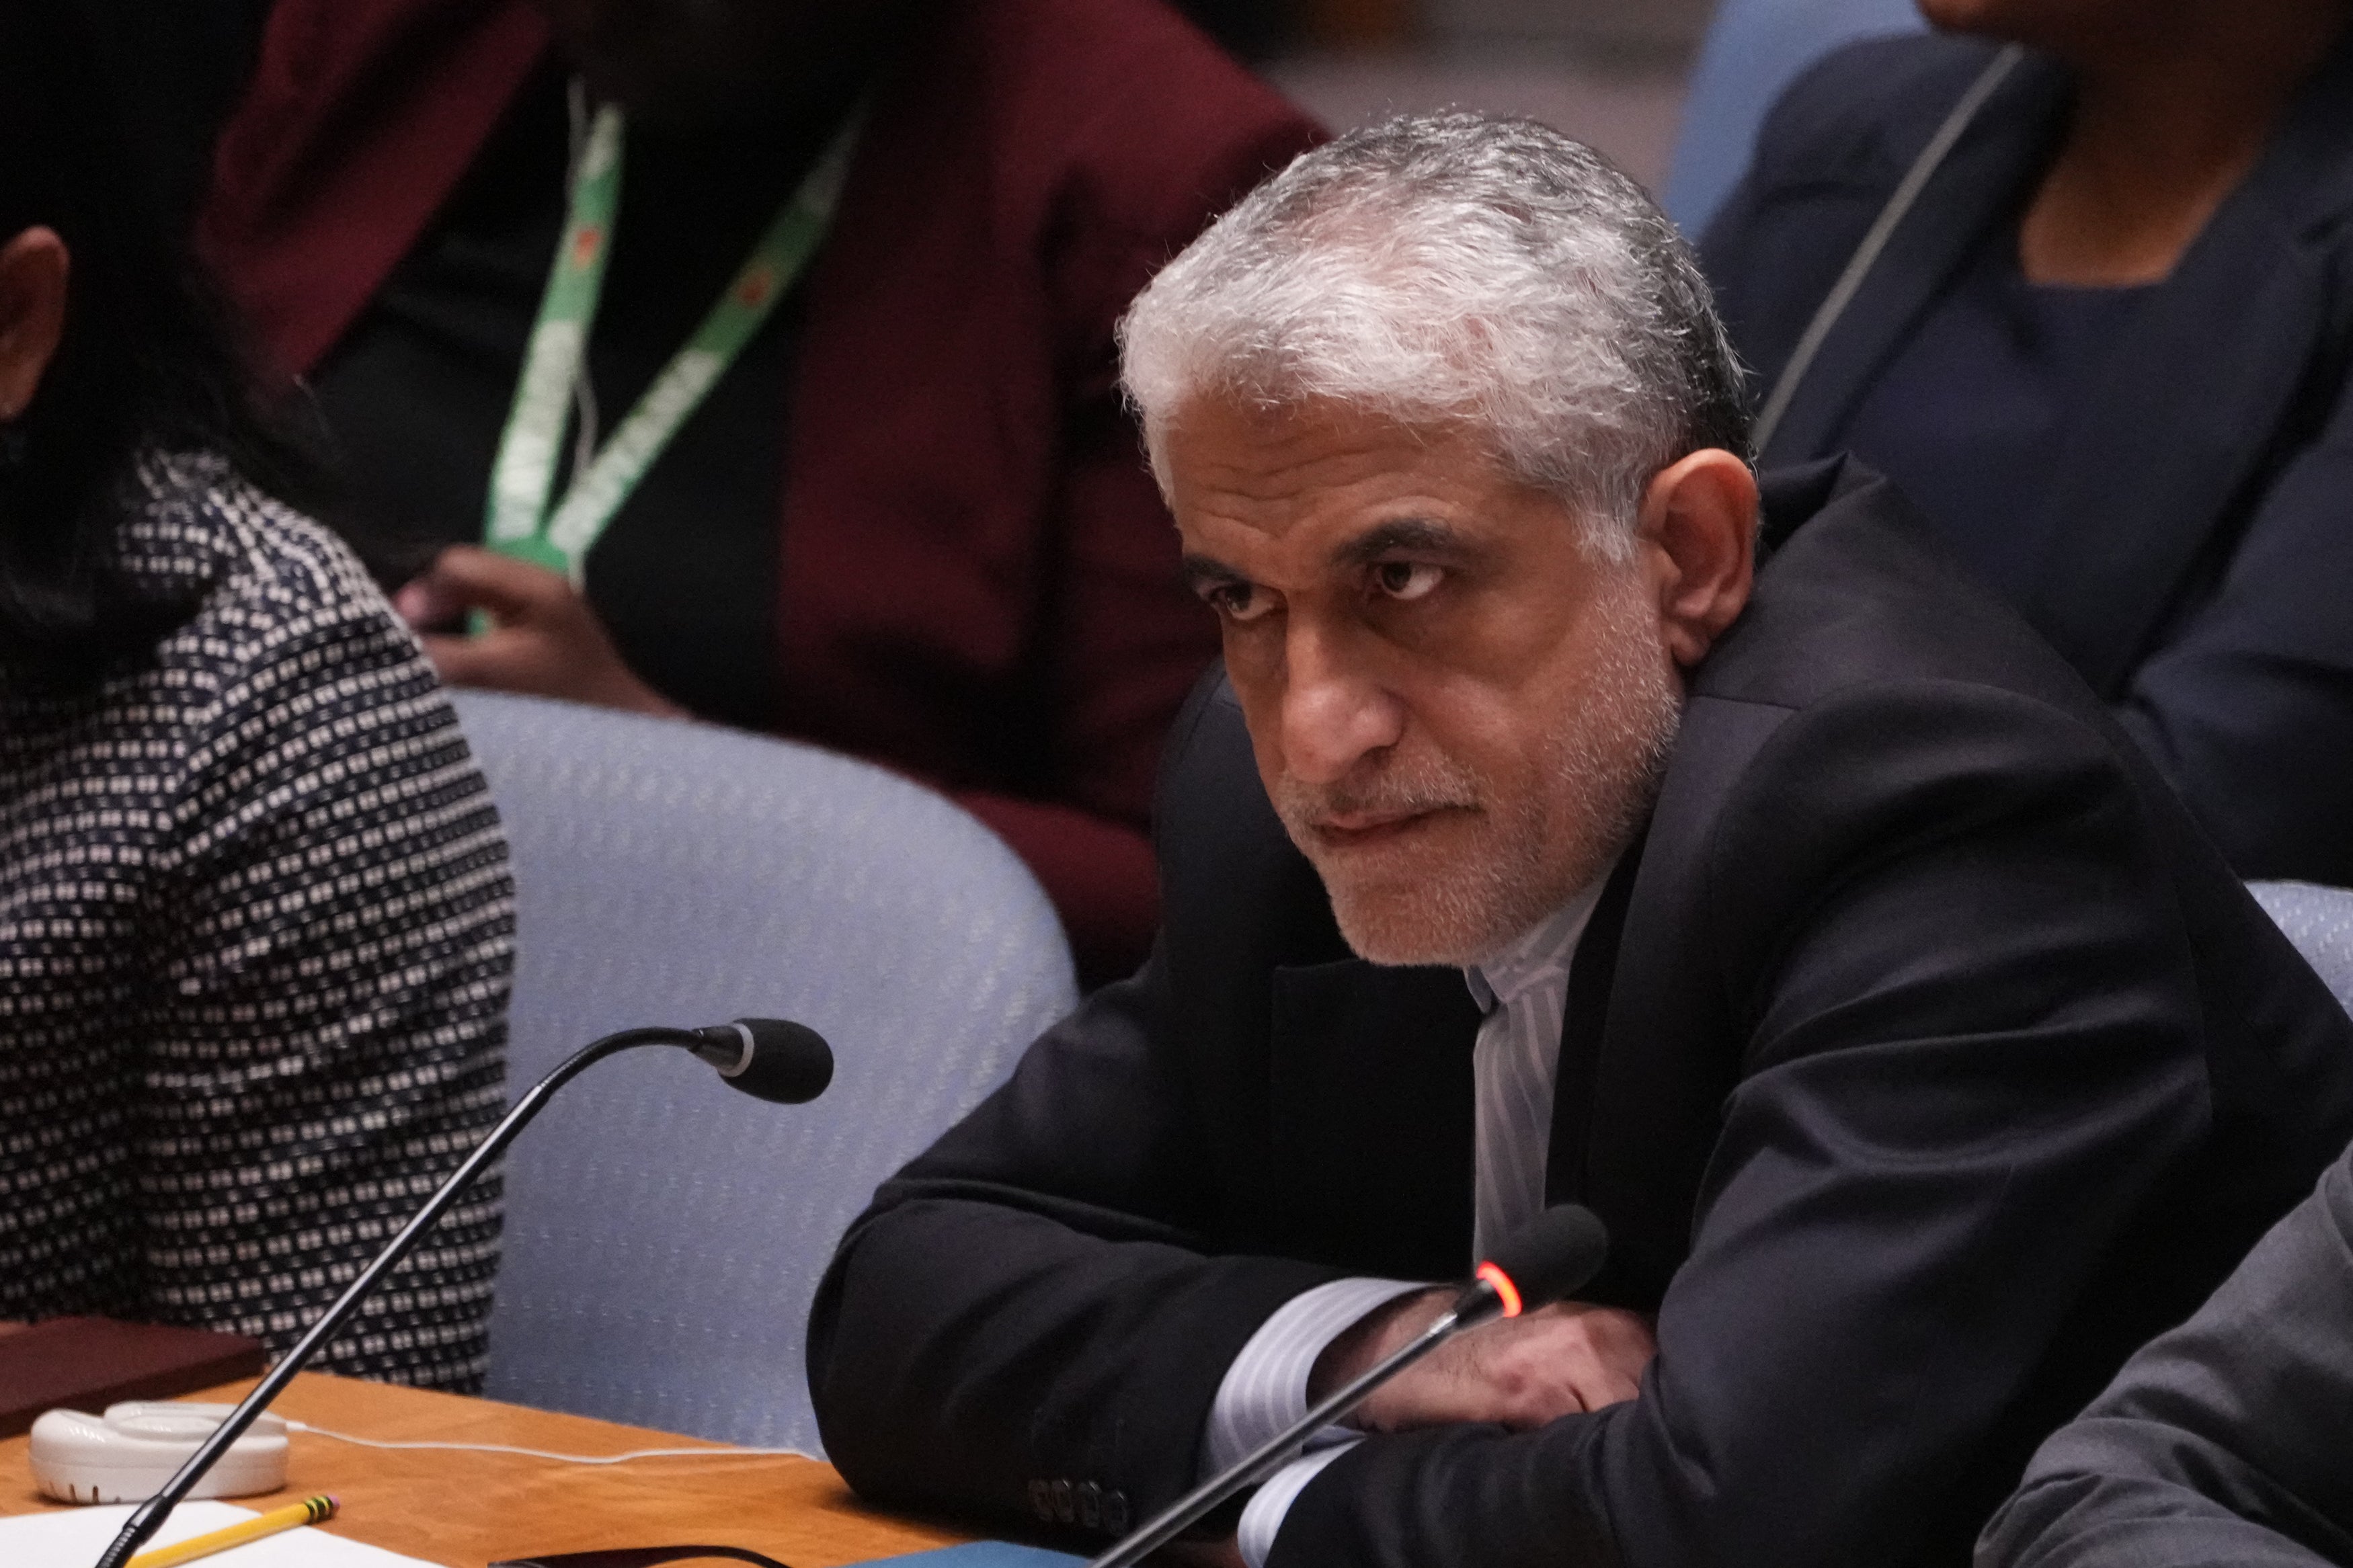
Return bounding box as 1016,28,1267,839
1278,597,1683,968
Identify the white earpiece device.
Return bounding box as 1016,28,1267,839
28,1402,290,1503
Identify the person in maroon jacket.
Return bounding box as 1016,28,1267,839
197,0,1324,985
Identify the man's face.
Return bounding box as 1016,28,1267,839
1167,397,1684,968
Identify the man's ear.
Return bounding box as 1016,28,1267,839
0,227,71,424
1636,448,1757,669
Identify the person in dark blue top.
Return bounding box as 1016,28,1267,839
1701,0,2353,886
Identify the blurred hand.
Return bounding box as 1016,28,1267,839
396,544,686,718
1310,1288,1655,1434
1156,1539,1245,1568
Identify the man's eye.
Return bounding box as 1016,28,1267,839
1209,583,1273,622
1373,561,1442,602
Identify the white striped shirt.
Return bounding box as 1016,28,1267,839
1206,872,1611,1565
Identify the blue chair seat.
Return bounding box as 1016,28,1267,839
455,691,1077,1451
1663,0,1924,235
2251,880,2353,1017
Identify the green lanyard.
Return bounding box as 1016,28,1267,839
483,100,859,582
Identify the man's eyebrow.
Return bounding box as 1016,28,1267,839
1181,553,1247,591
1333,518,1467,569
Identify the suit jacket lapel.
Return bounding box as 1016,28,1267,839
1542,835,1646,1214
1762,56,2071,466
2023,38,2353,696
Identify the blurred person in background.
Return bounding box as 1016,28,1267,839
0,5,512,1388
1704,0,2353,887
196,0,1326,986
1978,1134,2353,1567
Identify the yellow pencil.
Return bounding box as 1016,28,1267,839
127,1494,340,1568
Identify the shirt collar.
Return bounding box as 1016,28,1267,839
1463,856,1617,1013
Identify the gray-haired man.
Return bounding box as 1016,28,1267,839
806,114,2353,1568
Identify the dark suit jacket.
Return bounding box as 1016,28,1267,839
1701,32,2353,888
193,0,1324,980
1979,1139,2353,1568
806,460,2353,1567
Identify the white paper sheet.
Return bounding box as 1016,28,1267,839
0,1499,447,1568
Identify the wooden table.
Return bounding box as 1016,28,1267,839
0,1373,969,1567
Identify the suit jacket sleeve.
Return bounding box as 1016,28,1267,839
808,675,1351,1543
1977,1147,2353,1568
1271,682,2215,1568
805,945,1346,1538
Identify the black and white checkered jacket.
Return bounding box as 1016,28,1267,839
0,454,513,1389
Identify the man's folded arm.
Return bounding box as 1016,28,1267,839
807,949,1354,1541
1267,686,2217,1568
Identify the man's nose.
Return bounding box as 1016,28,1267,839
1279,622,1405,786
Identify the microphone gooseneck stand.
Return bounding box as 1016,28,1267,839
91,1021,832,1568
1085,1204,1610,1568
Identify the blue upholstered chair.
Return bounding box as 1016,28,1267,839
453,691,1078,1451
1662,0,1924,237
2251,881,2353,1017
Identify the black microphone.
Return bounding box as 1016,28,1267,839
92,1018,834,1568
688,1018,834,1104
1085,1204,1609,1568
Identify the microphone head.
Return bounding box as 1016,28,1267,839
1476,1204,1609,1315
697,1018,834,1104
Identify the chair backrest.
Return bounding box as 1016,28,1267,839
453,691,1077,1451
2249,880,2353,1018
1663,0,1924,237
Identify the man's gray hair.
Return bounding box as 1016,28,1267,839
1117,112,1751,556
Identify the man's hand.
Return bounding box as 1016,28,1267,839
395,545,686,718
1310,1288,1656,1434
1156,1538,1246,1567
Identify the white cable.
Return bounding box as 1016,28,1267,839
286,1420,816,1467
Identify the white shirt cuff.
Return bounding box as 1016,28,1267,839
1202,1276,1427,1475
1238,1443,1357,1568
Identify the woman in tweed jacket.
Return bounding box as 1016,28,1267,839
0,6,514,1390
